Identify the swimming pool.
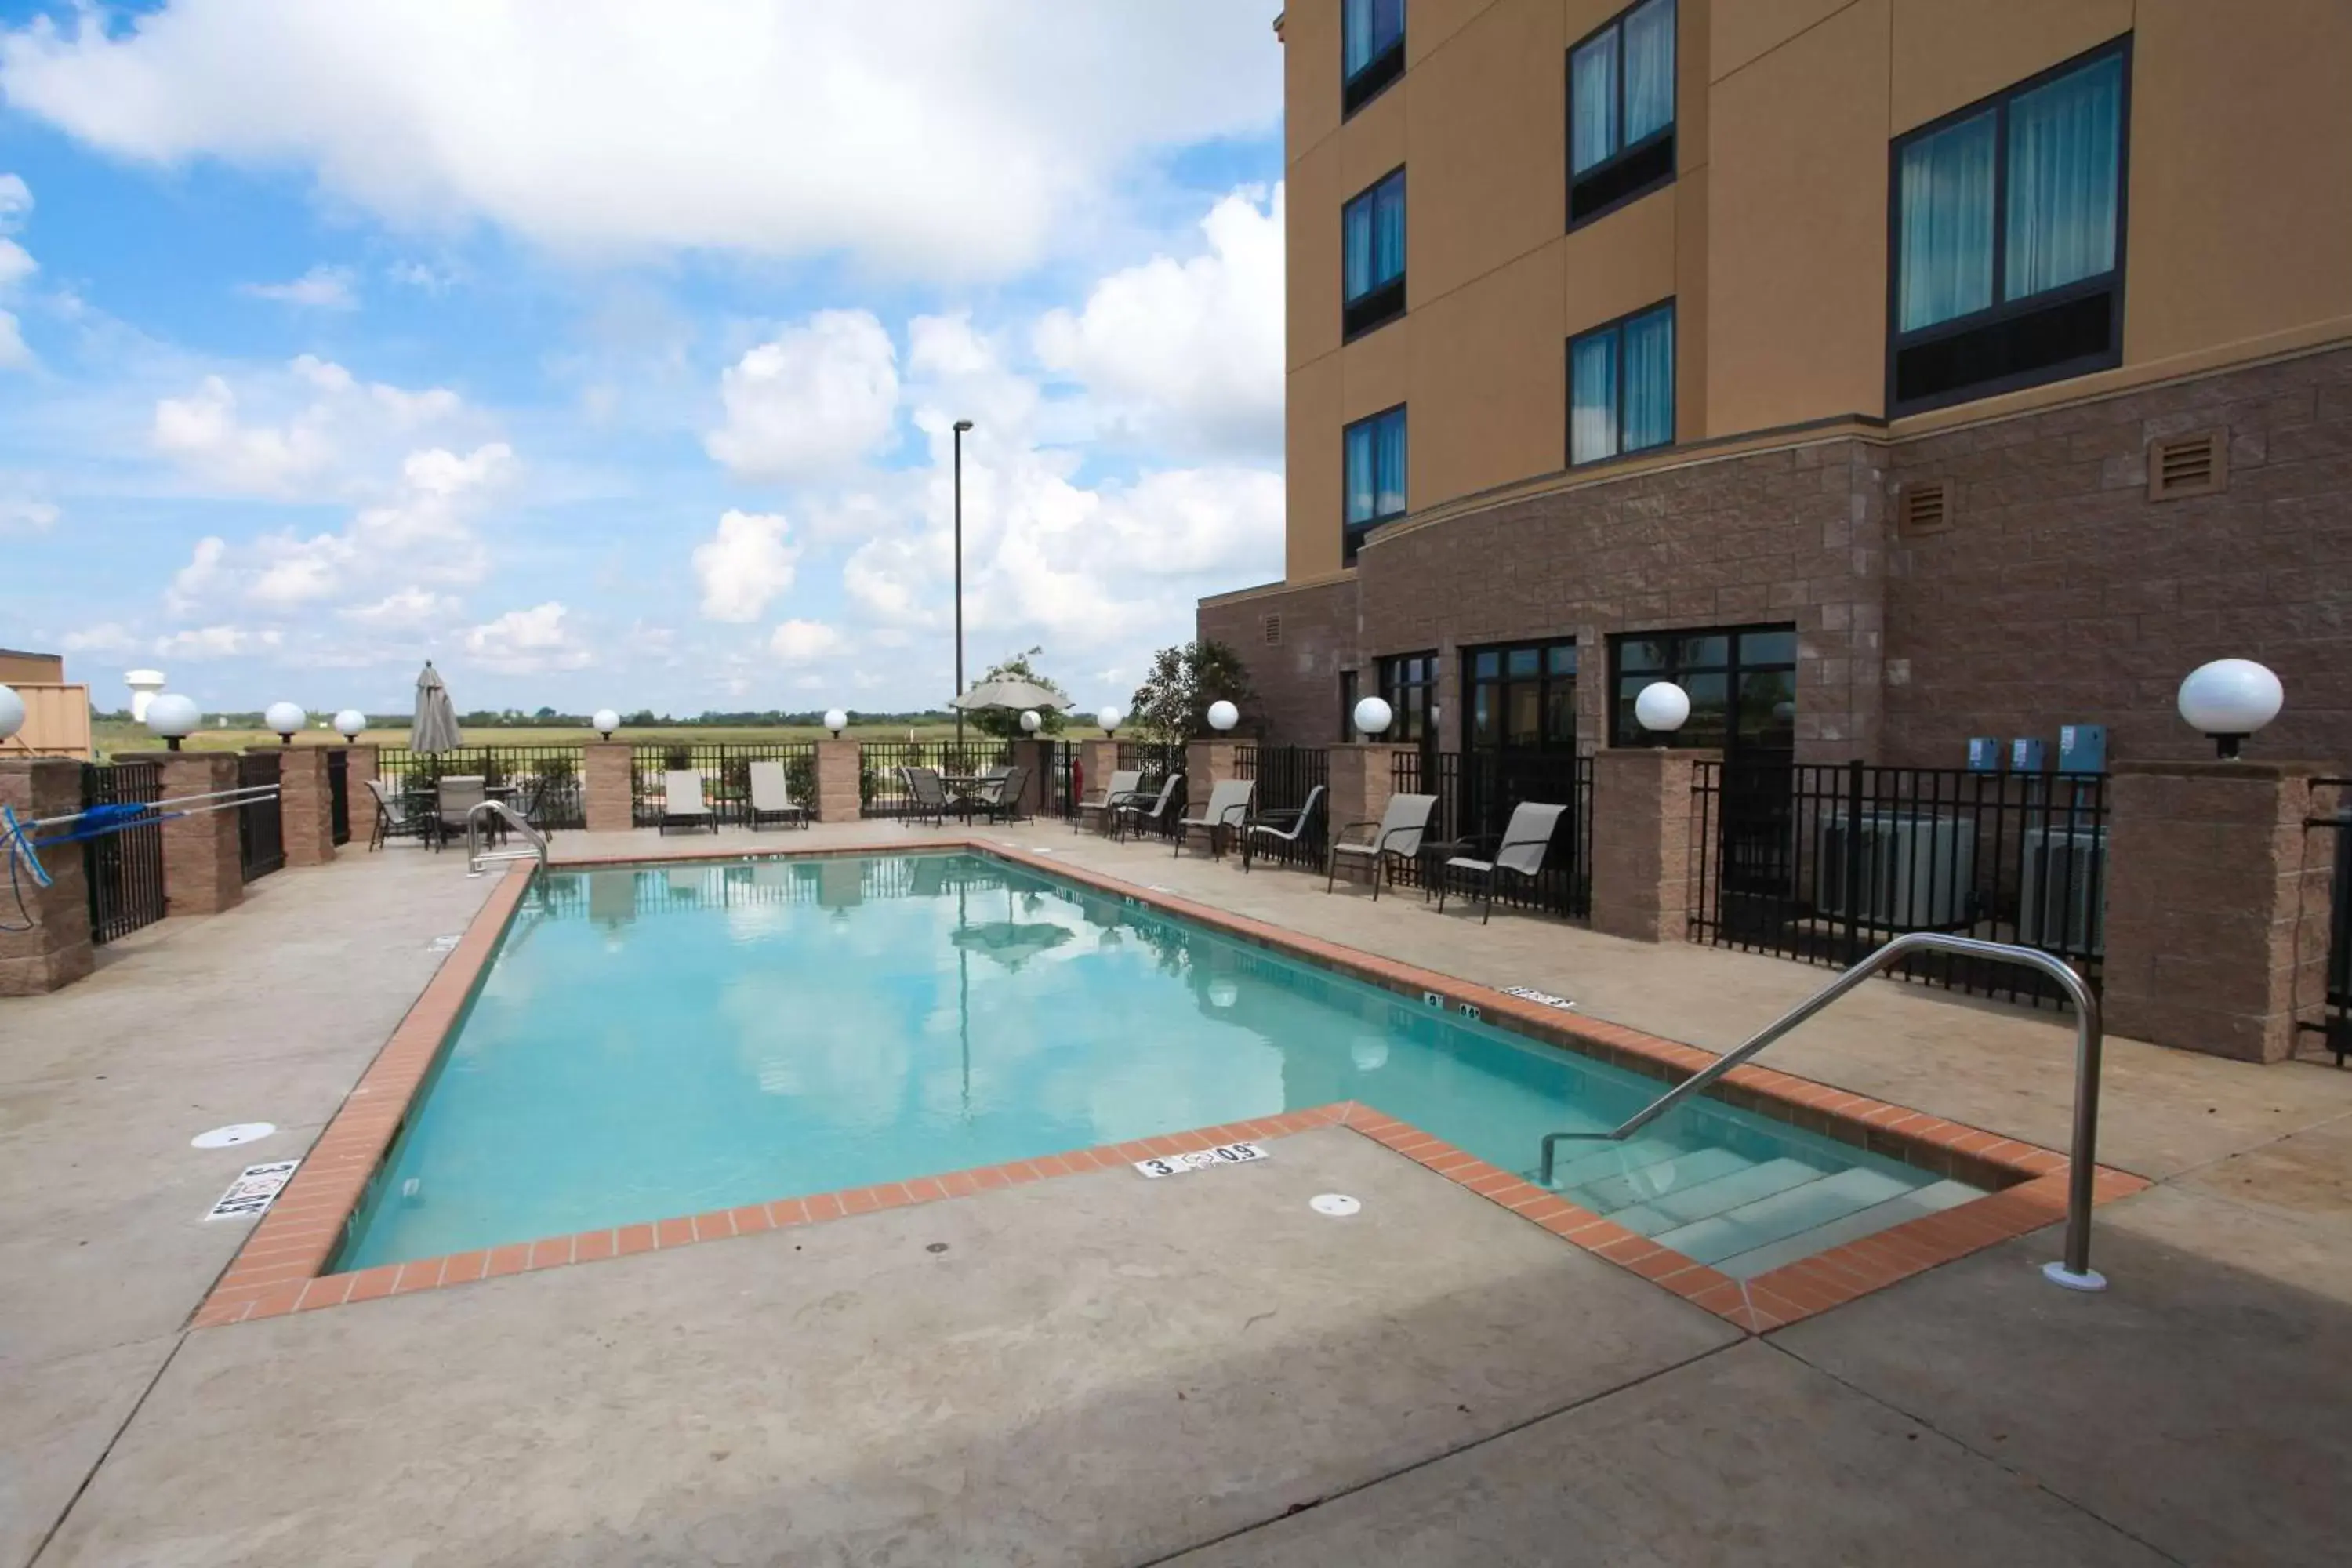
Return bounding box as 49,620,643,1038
336,852,1980,1278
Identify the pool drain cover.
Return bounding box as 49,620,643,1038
192,1123,276,1149
1310,1193,1361,1218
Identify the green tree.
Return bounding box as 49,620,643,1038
965,647,1073,739
1127,638,1256,739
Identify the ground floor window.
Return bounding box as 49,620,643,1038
1377,651,1439,745
1338,669,1360,740
1609,625,1796,759
1464,640,1578,751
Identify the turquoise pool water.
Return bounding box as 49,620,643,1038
337,852,1972,1276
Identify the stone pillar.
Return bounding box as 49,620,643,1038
1079,739,1117,796
583,742,635,833
118,751,243,916
263,746,335,867
1014,738,1054,818
1589,747,1714,943
343,743,380,801
812,739,863,824
2103,760,2336,1062
0,758,95,994
1329,742,1414,834
1187,739,1241,799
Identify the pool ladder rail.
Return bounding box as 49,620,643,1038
463,799,549,877
1536,931,2110,1293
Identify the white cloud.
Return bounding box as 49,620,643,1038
0,172,31,370
345,586,463,630
0,497,56,532
387,260,454,292
154,624,281,658
0,3,1279,278
60,621,138,655
150,355,468,496
768,619,843,662
0,238,32,292
691,509,800,623
240,263,358,309
705,310,899,481
462,601,591,673
1035,183,1283,457
0,172,27,229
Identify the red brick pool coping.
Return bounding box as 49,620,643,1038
192,837,2148,1336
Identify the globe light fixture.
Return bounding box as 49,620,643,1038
2178,658,2284,759
592,708,620,740
146,693,201,750
824,708,849,738
0,683,25,744
264,701,306,744
1018,709,1041,735
1206,699,1240,733
1096,704,1124,736
1352,695,1394,738
1635,681,1691,739
334,709,367,742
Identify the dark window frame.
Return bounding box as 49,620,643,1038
1342,403,1408,566
1341,166,1408,342
1566,0,1677,230
1376,650,1440,746
1342,1,1406,118
1461,638,1580,754
1566,297,1676,468
1886,35,2132,417
1607,623,1798,762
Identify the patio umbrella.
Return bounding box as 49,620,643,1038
949,678,1066,714
409,661,465,753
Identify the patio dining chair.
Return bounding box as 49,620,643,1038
434,775,488,851
1242,785,1325,873
1326,792,1436,899
659,769,718,834
365,777,427,851
975,764,1031,825
747,760,810,830
1436,800,1569,924
1174,779,1255,859
1073,768,1142,835
1113,773,1184,842
900,766,953,827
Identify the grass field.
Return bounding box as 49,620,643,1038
89,719,1110,759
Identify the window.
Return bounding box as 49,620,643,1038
1344,405,1407,564
1610,626,1796,760
1343,169,1406,339
1465,641,1577,752
1377,652,1439,745
1343,0,1406,116
1890,41,2129,413
1338,669,1361,741
1569,302,1674,465
1567,0,1675,226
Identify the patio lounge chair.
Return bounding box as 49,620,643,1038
434,775,487,851
1073,768,1142,834
659,769,718,834
746,760,810,830
1174,779,1255,859
900,766,953,827
365,777,426,851
975,764,1030,825
1326,792,1436,899
1436,800,1569,924
1113,773,1184,842
1242,785,1325,873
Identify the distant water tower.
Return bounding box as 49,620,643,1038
125,669,167,724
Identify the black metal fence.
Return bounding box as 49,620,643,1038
1044,740,1080,818
81,761,165,945
1389,750,1595,918
1690,760,2108,1008
857,740,1015,818
1116,740,1185,783
327,749,350,847
1234,745,1330,868
377,746,590,830
2305,778,2352,1066
630,741,819,827
237,752,285,882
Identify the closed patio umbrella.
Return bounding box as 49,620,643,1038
409,661,465,753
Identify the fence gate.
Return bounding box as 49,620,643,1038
327,749,350,847
81,761,166,945
238,752,285,882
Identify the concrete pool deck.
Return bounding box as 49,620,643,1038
3,823,2349,1564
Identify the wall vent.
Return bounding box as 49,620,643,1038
2148,430,2227,500
1261,613,1282,645
1899,480,1953,535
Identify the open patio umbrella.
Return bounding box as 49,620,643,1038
949,678,1066,714
409,661,465,753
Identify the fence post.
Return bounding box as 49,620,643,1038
1187,739,1241,799
1329,742,1410,835
0,758,96,994
343,743,381,801
262,746,336,867
1589,747,1716,943
812,739,863,824
1014,737,1054,818
1842,757,1866,965
2103,760,2336,1062
115,751,244,916
583,742,634,833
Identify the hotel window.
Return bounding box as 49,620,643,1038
1338,670,1361,741
1344,405,1407,564
1342,169,1406,339
1465,641,1577,752
1890,41,2129,414
1567,0,1675,226
1377,652,1439,745
1569,302,1674,466
1343,0,1406,116
1609,626,1796,760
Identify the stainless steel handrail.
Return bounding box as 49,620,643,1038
1537,931,2109,1291
465,799,548,876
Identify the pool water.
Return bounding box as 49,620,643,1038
337,853,1979,1276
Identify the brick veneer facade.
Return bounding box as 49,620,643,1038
268,746,336,867
1199,575,1359,746
0,758,94,994
118,751,243,916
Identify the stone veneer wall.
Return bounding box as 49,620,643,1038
1198,575,1361,746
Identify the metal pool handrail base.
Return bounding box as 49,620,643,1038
1537,931,2110,1293
465,800,548,877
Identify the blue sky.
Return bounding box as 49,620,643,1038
0,0,1287,717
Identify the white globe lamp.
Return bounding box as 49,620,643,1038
1206,699,1240,733
334,709,367,742
125,669,167,724
1635,681,1691,739
1097,704,1124,736
263,701,306,745
1018,709,1041,735
592,708,620,739
0,684,24,744
146,693,201,751
824,708,848,739
2178,659,2283,759
1352,695,1394,738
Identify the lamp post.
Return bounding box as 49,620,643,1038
1207,699,1239,734
824,708,848,739
146,694,200,752
265,702,305,745
2176,658,2283,759
333,709,367,743
1352,695,1394,739
1097,704,1123,739
953,417,974,749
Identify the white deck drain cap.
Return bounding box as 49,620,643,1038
192,1123,276,1149
1310,1193,1361,1218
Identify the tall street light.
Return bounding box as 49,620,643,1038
953,418,974,748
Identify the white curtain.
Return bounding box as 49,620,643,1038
1897,110,1995,332
1570,28,1618,174
1374,411,1407,517
1623,0,1675,147
1344,193,1374,301
1621,306,1675,452
1345,422,1376,524
2006,54,2123,300
1570,332,1619,464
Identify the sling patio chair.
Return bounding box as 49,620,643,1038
1241,784,1325,873
900,765,955,826
366,777,428,851
1326,792,1436,899
746,760,810,830
659,769,718,834
1113,773,1185,842
1073,768,1142,834
974,764,1030,825
1436,800,1570,924
1174,779,1255,859
433,774,488,851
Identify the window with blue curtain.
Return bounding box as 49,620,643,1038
1567,0,1675,225
1570,303,1674,466
1344,405,1407,564
1891,42,2128,412
1343,0,1406,115
1342,169,1406,338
